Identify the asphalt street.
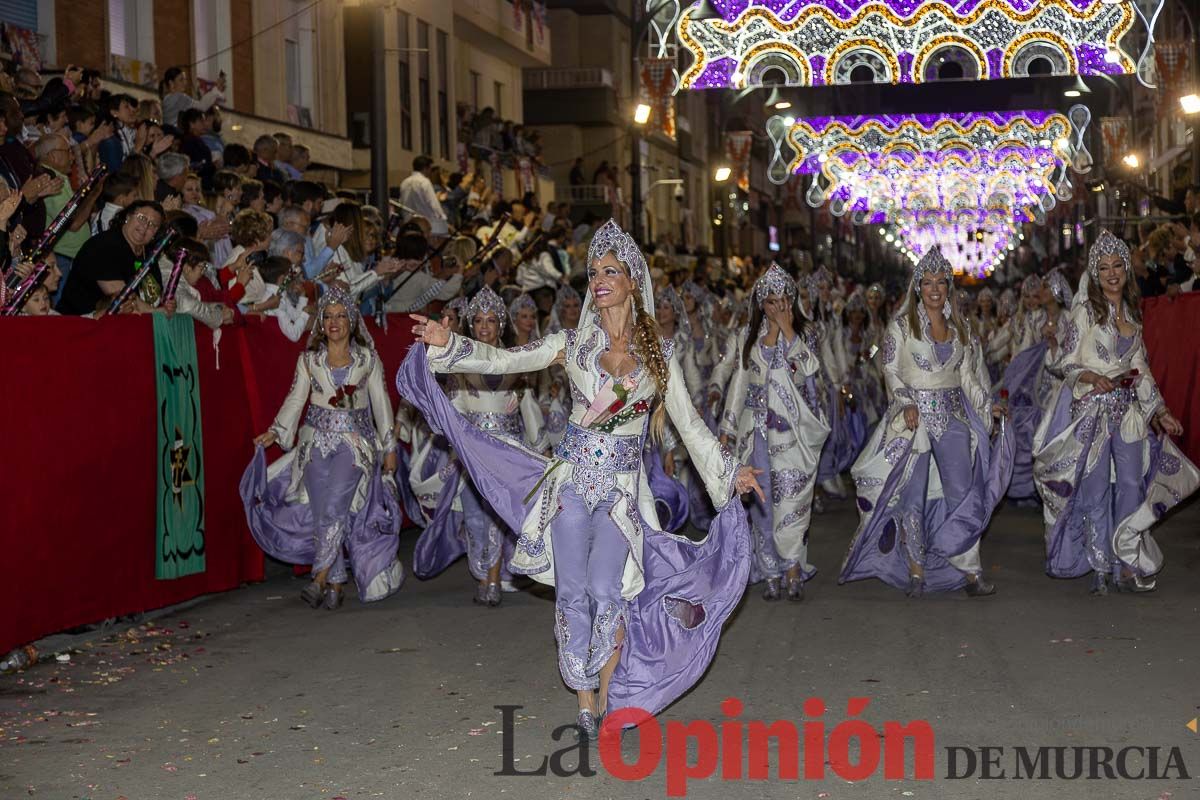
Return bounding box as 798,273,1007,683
3,496,1198,800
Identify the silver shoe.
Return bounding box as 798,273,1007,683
762,577,782,601
576,709,600,740
485,582,502,607
905,574,924,598
1115,573,1156,593
322,585,343,610
812,493,826,515
300,581,323,609
964,576,996,597
1089,572,1109,596
472,583,488,605
785,575,805,601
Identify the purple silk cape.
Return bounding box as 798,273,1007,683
396,344,751,717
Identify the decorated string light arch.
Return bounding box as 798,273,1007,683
676,0,1136,89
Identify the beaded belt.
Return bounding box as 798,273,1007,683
466,410,523,439
911,387,966,442
1070,386,1134,429
305,406,374,440
554,422,643,513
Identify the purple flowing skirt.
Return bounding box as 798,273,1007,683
411,463,517,582
817,384,868,482
839,408,1014,592
239,446,405,603
1037,383,1194,578
396,345,751,717
996,341,1048,500
644,443,690,533
396,446,426,527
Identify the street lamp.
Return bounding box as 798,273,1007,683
1122,153,1140,169
633,103,652,125
1063,76,1090,98
711,164,732,274
1181,93,1200,114
764,86,790,110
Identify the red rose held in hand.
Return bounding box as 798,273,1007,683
608,400,624,414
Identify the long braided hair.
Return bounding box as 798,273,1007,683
631,286,670,443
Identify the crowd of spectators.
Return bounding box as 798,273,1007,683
458,104,544,165
0,60,353,336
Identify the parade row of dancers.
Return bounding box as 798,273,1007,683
240,221,1198,737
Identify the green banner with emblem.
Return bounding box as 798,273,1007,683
153,314,206,579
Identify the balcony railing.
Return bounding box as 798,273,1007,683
556,184,619,204
524,68,614,91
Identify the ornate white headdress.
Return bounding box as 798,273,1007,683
307,285,373,350
582,219,655,323
1076,229,1132,307
1087,229,1130,278
911,248,952,292
466,285,507,335
508,292,540,338
655,285,690,336
545,284,581,334
1020,274,1044,297
1045,268,1073,309
753,262,797,306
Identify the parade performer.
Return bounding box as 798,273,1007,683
807,267,865,501
411,286,546,606
397,219,763,737
241,287,404,609
839,249,1012,597
720,264,830,601
1034,232,1197,594
996,275,1049,504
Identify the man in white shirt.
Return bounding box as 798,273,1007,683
398,155,449,237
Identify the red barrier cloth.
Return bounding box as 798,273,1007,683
0,314,414,653
1142,293,1200,466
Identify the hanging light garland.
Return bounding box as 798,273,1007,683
677,0,1133,90
765,109,1088,220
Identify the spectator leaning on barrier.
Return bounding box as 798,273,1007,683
219,208,275,308
57,199,165,315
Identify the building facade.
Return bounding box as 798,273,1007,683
3,0,557,202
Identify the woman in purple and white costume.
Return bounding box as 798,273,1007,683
995,275,1049,503
843,290,887,429
412,286,547,606
398,219,763,738
655,284,712,529
243,287,404,609
1033,232,1197,595
542,286,583,447
839,249,1012,597
1033,269,1075,415
720,264,829,601
806,267,863,502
